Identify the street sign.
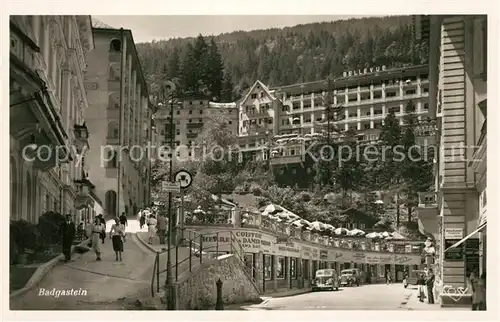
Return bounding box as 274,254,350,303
174,170,193,189
161,181,181,193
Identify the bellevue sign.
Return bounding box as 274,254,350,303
343,65,387,77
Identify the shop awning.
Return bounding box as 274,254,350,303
444,222,487,252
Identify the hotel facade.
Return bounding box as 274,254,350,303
414,15,487,306
84,22,155,218
236,65,433,187
10,15,103,224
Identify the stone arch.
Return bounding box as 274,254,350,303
109,38,122,52
107,121,119,139
10,156,18,219
105,190,117,217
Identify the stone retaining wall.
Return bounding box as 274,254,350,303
175,254,260,310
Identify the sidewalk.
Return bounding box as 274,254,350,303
10,233,156,310
402,286,468,311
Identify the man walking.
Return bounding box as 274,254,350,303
60,214,76,262
156,213,166,244
425,268,435,304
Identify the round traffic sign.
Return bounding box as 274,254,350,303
174,170,193,189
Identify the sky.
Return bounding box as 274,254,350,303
94,15,367,43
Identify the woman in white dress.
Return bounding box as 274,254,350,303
109,218,126,261
90,216,105,261
147,214,157,244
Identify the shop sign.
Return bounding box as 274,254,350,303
301,245,319,259
444,228,464,239
394,255,413,264
342,65,387,77
365,255,379,264
353,252,366,261
201,230,274,253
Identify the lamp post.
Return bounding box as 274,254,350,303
154,80,177,310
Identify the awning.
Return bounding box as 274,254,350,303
444,222,487,252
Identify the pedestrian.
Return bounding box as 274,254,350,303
386,270,392,284
147,214,157,244
119,211,128,227
140,210,146,229
425,268,435,304
471,271,486,310
96,214,106,244
91,216,105,261
60,214,76,262
156,213,167,244
109,218,126,262
417,273,426,302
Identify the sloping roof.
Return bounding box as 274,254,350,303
239,80,277,106
91,18,115,29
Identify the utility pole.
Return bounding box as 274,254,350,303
154,80,177,310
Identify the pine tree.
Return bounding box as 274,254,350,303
378,111,403,226
221,70,234,102
167,48,180,79
206,38,225,101
180,43,198,96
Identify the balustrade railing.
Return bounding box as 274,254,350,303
150,228,259,297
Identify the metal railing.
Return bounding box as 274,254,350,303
150,228,258,297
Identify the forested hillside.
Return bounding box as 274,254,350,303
136,15,428,102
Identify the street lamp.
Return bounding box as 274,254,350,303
153,80,177,310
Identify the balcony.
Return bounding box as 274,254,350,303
187,122,203,129
186,132,198,139
270,154,303,165
418,192,437,207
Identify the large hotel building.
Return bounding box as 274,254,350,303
85,21,155,218
155,65,433,188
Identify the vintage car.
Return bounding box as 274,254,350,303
340,268,361,287
311,269,339,291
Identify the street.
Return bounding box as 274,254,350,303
244,284,414,310
10,219,155,310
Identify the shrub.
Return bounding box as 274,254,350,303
10,220,40,255
250,183,263,196
37,211,65,246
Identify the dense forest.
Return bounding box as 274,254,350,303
136,15,428,102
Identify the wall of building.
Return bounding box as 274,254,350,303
85,28,152,218
174,254,261,310
437,15,487,302
10,16,94,223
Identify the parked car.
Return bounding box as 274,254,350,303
340,268,360,287
311,269,339,291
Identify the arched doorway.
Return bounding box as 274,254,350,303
105,190,117,217
26,172,32,222
10,157,18,219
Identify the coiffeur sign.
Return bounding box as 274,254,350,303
198,228,421,265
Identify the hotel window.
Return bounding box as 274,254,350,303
374,109,383,115
424,103,429,110
348,112,357,118
423,87,429,93
303,102,311,109
405,89,416,95
386,91,396,97
261,92,265,98
291,258,297,279
188,119,192,123
199,101,203,105
276,257,286,279
293,104,300,110
189,110,192,114
251,93,257,99
420,73,428,80
264,254,273,280
176,111,180,115
364,124,370,130
348,96,357,102
189,101,193,105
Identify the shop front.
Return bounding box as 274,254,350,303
195,227,421,293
